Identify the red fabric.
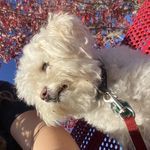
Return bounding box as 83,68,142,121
124,0,150,54
124,117,147,150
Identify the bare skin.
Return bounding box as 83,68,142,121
10,110,79,150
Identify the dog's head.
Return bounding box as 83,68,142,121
15,13,104,125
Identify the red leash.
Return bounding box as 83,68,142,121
103,92,147,150
124,117,147,150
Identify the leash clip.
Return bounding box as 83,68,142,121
103,92,135,118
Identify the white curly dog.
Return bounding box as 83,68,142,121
15,13,150,149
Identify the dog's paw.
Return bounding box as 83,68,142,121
0,136,7,150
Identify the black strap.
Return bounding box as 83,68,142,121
98,65,108,92
96,64,108,100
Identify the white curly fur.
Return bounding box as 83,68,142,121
15,13,150,149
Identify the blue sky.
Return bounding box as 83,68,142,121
0,60,16,83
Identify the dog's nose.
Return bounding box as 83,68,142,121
40,87,50,102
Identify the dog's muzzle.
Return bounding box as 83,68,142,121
40,85,68,103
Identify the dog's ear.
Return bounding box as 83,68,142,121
46,13,97,59
47,12,88,41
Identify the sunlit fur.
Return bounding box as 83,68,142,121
15,13,150,149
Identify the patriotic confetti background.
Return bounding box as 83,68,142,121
0,0,140,63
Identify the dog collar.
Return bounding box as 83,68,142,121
95,64,108,100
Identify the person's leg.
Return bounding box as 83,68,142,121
0,81,33,149
0,81,79,150
10,110,79,150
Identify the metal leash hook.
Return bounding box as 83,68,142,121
103,92,135,118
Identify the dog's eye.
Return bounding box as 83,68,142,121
42,62,49,71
